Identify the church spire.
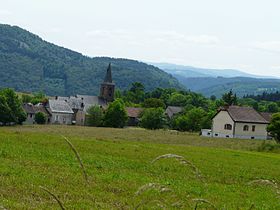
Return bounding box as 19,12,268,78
100,63,115,102
104,63,112,83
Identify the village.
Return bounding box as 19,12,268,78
19,63,274,141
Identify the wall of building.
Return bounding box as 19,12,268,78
50,113,73,125
212,111,234,138
23,113,35,125
75,110,86,126
234,122,268,140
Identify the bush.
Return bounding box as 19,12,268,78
267,113,280,143
103,99,128,128
35,112,46,124
140,108,166,130
257,141,280,153
86,105,103,127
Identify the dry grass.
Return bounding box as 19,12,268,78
62,135,89,184
151,154,202,179
39,186,66,210
248,179,280,199
193,198,217,209
135,183,171,196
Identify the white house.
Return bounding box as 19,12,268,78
202,106,271,140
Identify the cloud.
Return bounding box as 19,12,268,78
85,29,220,46
0,10,12,16
251,41,280,54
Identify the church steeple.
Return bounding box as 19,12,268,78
100,63,115,102
104,63,112,83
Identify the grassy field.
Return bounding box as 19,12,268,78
0,125,280,209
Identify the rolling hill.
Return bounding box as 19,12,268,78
150,63,280,97
175,76,280,98
151,62,275,78
0,24,182,96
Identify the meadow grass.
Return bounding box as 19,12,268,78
0,125,279,209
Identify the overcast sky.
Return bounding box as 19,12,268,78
0,0,280,76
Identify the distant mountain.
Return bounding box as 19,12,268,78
151,62,274,78
0,24,182,96
174,76,280,98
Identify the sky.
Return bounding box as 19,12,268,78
0,0,280,77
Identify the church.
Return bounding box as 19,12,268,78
49,63,115,125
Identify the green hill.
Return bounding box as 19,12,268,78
0,24,182,96
175,76,280,98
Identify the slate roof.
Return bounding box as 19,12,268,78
126,107,143,118
48,100,74,114
225,106,269,124
34,104,51,116
165,106,183,118
76,95,107,113
23,103,35,114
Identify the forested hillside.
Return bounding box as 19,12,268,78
175,76,280,98
0,24,182,96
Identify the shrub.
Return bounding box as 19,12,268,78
140,108,166,130
35,112,46,124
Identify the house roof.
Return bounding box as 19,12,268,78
48,100,74,114
58,96,84,110
126,107,143,118
165,106,183,118
76,95,107,113
259,112,273,122
224,106,269,124
22,103,35,114
34,104,51,116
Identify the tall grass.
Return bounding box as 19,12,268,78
40,186,66,210
151,153,202,179
62,136,89,184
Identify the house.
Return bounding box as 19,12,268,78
34,103,52,124
165,106,183,118
22,103,52,124
203,106,271,140
46,99,74,125
22,103,36,124
126,107,143,126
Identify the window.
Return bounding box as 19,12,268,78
252,125,256,132
243,125,249,131
55,115,59,121
224,124,232,130
215,134,218,137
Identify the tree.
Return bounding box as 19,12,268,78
171,108,208,132
142,98,166,108
222,90,238,105
167,93,190,106
0,88,26,124
35,112,46,124
140,108,166,130
86,105,104,127
267,113,280,143
103,99,128,128
267,102,279,113
0,95,13,124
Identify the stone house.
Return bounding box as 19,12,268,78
202,106,271,140
22,103,36,124
47,99,74,125
126,107,143,126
